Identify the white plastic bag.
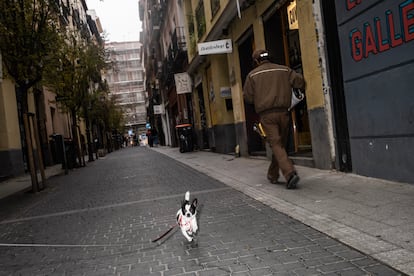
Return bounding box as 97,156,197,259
289,88,304,111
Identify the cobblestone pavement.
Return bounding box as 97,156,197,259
0,147,406,275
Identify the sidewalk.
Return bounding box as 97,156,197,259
0,164,64,200
1,147,413,275
151,146,414,276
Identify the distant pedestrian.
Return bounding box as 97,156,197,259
133,134,138,147
122,136,127,148
80,134,87,156
152,127,158,146
80,134,87,166
243,49,306,189
147,129,153,147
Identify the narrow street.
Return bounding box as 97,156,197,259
0,147,404,275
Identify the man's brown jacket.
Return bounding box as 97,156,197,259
243,61,305,115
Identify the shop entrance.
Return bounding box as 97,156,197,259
263,0,312,156
237,28,265,155
196,83,209,149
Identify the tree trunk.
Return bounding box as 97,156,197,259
32,113,46,188
17,86,40,193
84,107,94,162
70,109,83,167
23,113,39,193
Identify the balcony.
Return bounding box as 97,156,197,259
158,27,188,85
172,27,187,53
166,27,187,67
56,0,70,26
124,112,147,126
148,1,164,42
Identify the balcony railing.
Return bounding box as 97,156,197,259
172,27,187,52
157,26,188,85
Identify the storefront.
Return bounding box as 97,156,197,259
236,0,313,160
325,0,414,182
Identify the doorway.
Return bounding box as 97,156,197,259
263,0,312,156
321,0,352,171
196,83,209,149
237,28,265,155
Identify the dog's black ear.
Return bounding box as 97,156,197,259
181,200,186,212
191,198,198,208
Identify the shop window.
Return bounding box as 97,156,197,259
225,98,233,111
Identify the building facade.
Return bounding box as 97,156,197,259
322,0,414,182
180,0,321,159
0,0,104,180
140,0,414,184
140,0,191,147
104,42,147,136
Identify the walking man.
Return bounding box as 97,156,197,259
243,49,306,189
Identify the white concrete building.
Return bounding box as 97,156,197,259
104,41,147,133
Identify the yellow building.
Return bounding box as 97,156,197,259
183,0,332,169
0,0,105,181
0,75,74,181
142,0,414,183
0,78,24,180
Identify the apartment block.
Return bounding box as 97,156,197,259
105,41,147,134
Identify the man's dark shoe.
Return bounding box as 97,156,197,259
287,173,299,189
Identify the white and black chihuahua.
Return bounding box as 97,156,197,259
176,191,198,242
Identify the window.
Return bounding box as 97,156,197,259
50,107,56,133
211,0,220,17
187,14,197,55
119,72,128,82
195,1,206,39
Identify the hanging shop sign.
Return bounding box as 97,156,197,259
287,1,298,30
198,39,233,55
153,104,165,115
174,72,192,94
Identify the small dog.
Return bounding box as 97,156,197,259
176,191,198,242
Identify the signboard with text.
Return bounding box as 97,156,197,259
334,0,414,181
198,39,232,55
174,73,192,94
153,104,164,114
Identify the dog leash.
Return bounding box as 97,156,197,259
151,223,177,243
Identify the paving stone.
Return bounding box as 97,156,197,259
364,264,404,276
197,267,230,276
248,267,273,275
318,261,357,273
163,267,185,276
0,148,405,275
